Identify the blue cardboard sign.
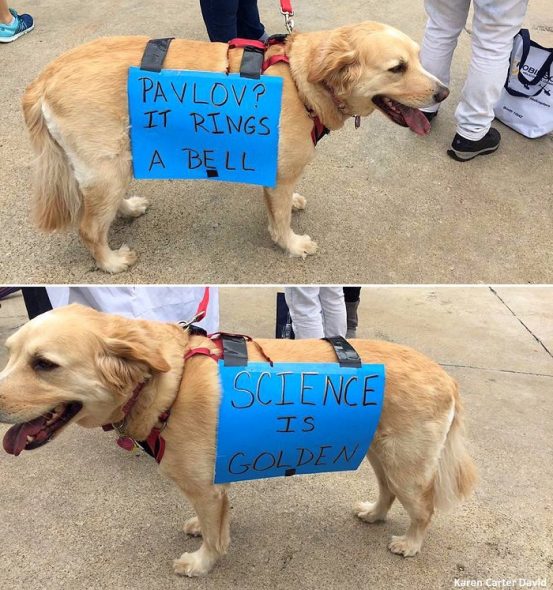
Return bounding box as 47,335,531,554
214,362,385,484
128,68,283,187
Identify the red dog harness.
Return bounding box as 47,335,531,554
101,289,215,463
103,327,273,464
139,34,329,148
228,35,329,146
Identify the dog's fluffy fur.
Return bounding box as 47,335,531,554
0,305,476,576
22,22,447,272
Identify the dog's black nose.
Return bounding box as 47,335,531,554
433,85,449,103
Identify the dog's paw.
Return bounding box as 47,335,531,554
173,551,213,577
287,233,318,259
292,192,307,210
388,535,421,557
119,195,150,218
183,516,202,537
355,501,387,523
97,244,137,274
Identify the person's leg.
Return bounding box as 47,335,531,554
343,287,361,338
454,0,529,140
199,0,239,42
236,0,266,41
0,0,12,23
420,0,471,114
319,287,347,339
21,288,52,320
0,1,33,42
284,287,324,339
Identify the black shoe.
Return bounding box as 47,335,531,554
447,128,501,162
422,111,438,122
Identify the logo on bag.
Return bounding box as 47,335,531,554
521,64,552,85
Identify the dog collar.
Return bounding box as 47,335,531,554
322,81,362,129
102,377,173,461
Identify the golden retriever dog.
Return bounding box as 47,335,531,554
0,305,476,576
22,22,448,272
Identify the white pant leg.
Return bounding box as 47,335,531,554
420,0,471,113
455,0,529,140
284,287,324,339
318,287,347,339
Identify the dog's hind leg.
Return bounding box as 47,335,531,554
173,486,230,577
356,449,396,523
263,182,317,258
388,484,434,557
78,172,137,273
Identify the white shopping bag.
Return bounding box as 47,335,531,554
494,29,553,138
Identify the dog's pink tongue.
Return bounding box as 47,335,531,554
3,417,46,456
400,105,431,136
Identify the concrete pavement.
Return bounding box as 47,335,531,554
0,287,552,589
0,1,552,284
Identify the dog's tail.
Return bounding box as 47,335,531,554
22,79,82,231
433,381,477,511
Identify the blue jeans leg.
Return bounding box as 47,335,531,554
199,0,264,42
237,0,265,40
199,0,239,42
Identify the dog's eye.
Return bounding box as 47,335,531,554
32,357,59,371
388,62,407,74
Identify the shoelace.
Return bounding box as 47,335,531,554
15,14,29,34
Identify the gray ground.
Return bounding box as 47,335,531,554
0,1,552,284
0,287,552,590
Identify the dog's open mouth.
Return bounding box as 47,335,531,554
2,402,82,456
372,96,431,136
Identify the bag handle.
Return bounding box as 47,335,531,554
504,30,553,97
518,29,553,86
516,29,553,87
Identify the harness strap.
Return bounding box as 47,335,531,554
228,38,265,79
262,53,290,71
184,346,222,362
228,38,266,50
267,34,288,46
324,336,362,368
209,331,274,365
140,37,174,72
311,117,330,146
240,47,265,79
221,334,248,366
136,422,167,462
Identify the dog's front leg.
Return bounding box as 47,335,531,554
263,181,318,258
173,485,230,577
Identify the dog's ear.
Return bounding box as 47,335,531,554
97,326,170,393
308,30,360,90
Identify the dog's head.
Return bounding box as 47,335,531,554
0,304,170,456
307,22,449,135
